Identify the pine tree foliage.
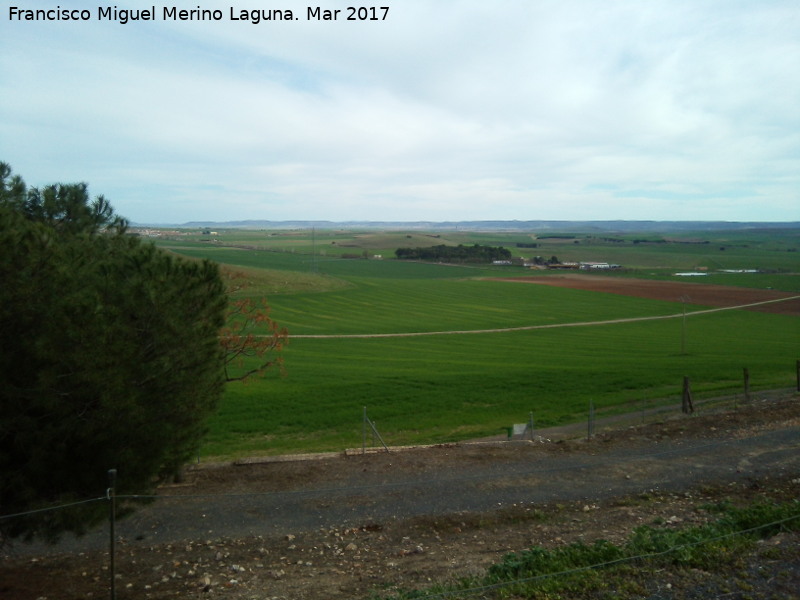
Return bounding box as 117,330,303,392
0,163,228,542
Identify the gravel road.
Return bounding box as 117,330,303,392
13,398,799,557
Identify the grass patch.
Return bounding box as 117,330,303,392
221,264,352,296
373,500,800,599
203,309,799,458
151,232,799,459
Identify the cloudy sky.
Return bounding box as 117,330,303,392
2,1,798,224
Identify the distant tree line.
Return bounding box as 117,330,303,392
395,244,512,263
531,255,561,265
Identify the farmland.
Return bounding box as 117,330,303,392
149,227,800,459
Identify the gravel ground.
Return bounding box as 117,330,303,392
2,393,799,599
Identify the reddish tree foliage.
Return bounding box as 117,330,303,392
219,297,289,382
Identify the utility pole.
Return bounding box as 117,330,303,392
680,295,690,355
311,226,317,273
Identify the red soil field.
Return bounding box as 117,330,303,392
495,273,800,316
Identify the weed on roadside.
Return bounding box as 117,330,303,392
373,500,800,600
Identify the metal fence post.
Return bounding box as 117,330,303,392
108,468,117,600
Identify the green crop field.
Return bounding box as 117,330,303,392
150,227,799,459
156,226,800,273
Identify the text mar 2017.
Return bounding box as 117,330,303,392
6,6,391,24
308,6,390,21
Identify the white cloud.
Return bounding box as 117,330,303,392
1,0,798,223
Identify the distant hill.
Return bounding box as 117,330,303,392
136,219,800,232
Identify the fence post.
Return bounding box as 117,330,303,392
528,411,535,441
682,376,694,414
743,367,751,403
796,360,800,392
681,301,686,355
587,400,595,440
362,407,367,455
362,407,389,452
108,468,117,600
680,295,690,355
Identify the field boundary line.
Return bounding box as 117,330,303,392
283,295,800,339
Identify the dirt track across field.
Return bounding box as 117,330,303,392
494,273,800,315
2,277,798,599
290,275,800,339
286,275,799,340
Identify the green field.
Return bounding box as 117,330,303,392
157,226,800,274
150,227,799,459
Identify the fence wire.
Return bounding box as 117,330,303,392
0,496,106,522
1,434,795,519
1,425,797,599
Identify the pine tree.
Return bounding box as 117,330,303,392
0,163,228,542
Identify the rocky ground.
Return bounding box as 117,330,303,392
2,393,799,600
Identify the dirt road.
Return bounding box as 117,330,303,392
285,281,800,339
42,419,800,551
3,395,799,599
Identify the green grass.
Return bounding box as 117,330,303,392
263,279,692,335
148,230,799,459
206,309,799,458
160,240,506,280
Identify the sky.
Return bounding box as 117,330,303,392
1,1,799,224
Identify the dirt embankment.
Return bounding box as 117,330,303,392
2,394,799,600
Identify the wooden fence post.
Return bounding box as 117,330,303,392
743,367,751,403
681,376,694,414
796,360,799,392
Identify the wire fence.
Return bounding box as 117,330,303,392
510,384,796,445
3,489,798,600
2,393,797,527
2,432,793,525
2,392,798,598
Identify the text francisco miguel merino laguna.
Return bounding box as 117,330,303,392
7,5,391,23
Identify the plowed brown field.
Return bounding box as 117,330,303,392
495,273,800,315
